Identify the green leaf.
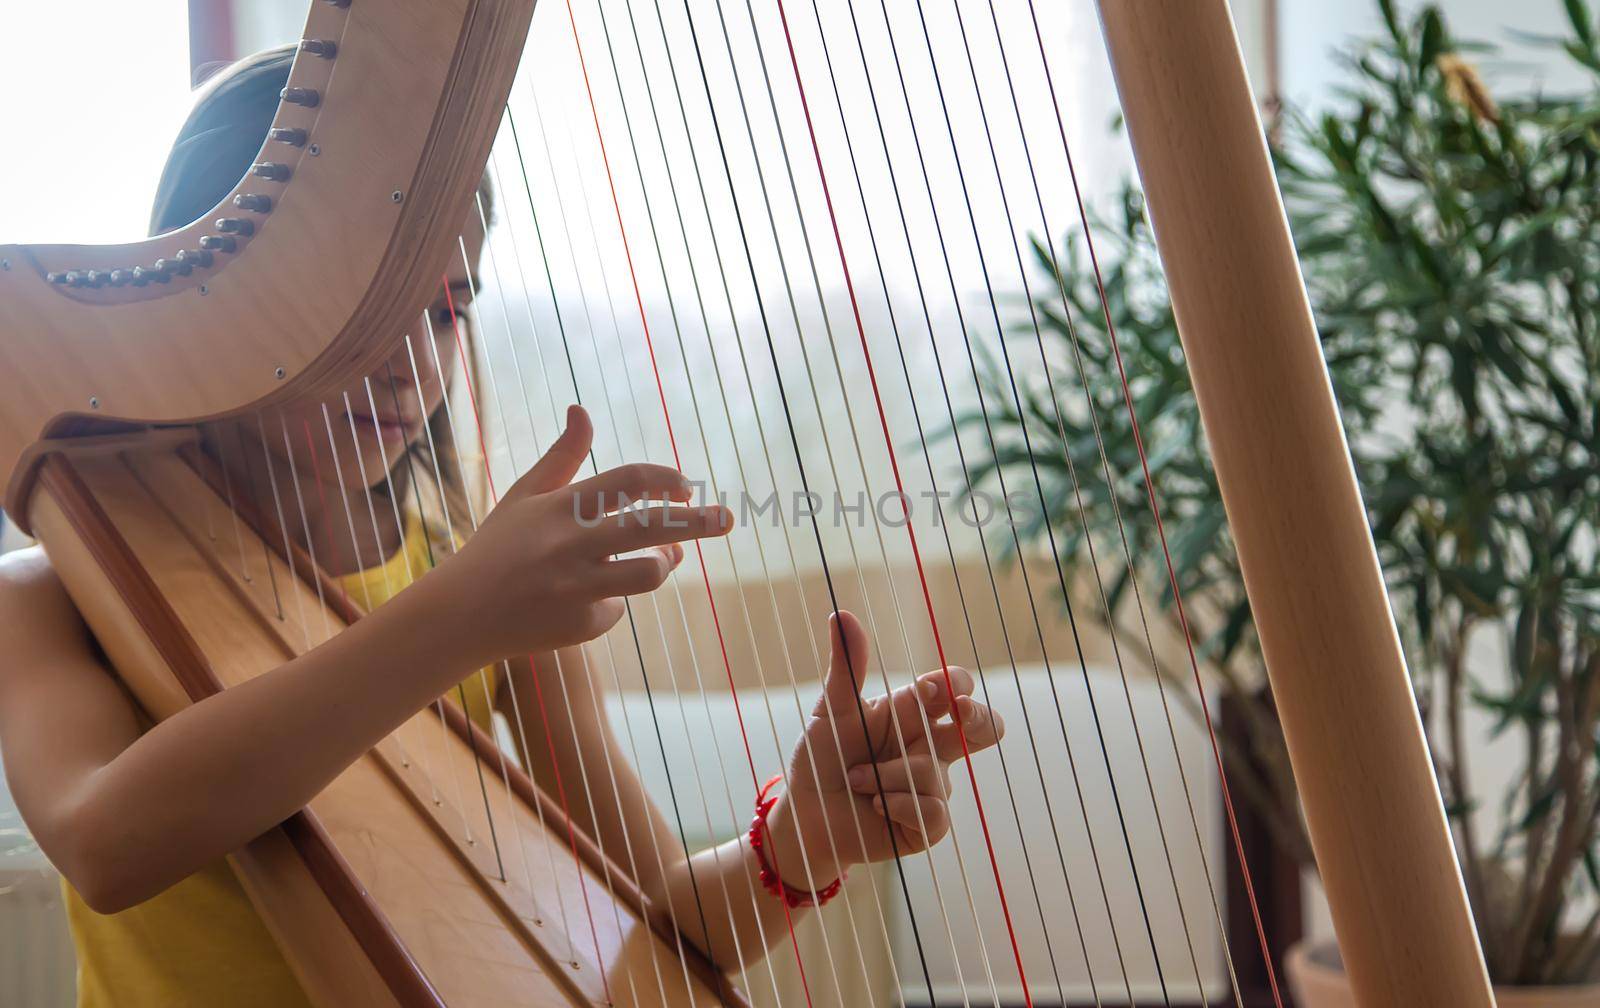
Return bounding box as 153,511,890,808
1419,9,1447,73
1567,0,1596,49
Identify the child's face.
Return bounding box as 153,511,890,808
248,221,483,493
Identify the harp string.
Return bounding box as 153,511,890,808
355,378,446,801
559,1,854,1001
892,0,1233,1001
1028,3,1288,1002
252,413,312,648
431,288,614,996
575,2,935,998
787,0,1088,1001
959,2,1250,1003
276,416,332,641
507,89,790,1004
478,145,715,1004
462,203,667,995
499,96,776,1001
574,2,914,996
695,3,1011,1002
229,424,285,621
808,0,1157,999
452,228,673,1003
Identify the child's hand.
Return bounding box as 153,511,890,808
432,405,731,662
763,610,1006,888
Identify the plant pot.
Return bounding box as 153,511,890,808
1287,940,1600,1007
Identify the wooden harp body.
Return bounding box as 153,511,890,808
0,0,1493,1005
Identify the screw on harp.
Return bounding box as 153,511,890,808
128,267,150,287
108,269,132,286
215,217,254,236
233,193,272,213
250,162,290,183
390,190,404,204
176,248,214,269
88,397,99,410
155,258,192,277
0,258,9,270
274,367,286,380
300,39,337,58
198,235,237,253
280,87,319,108
268,127,307,148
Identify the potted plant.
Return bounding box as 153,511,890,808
960,0,1600,1000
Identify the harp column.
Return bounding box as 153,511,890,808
1096,2,1494,1005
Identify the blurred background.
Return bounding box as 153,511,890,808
4,1,1597,1005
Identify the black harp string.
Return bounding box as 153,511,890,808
581,0,891,997
556,0,836,989
501,93,756,1005
464,199,682,1003
698,2,1012,1001
646,0,940,1001
919,0,1219,1000
451,230,654,997
1022,0,1284,1000
512,75,780,1001
848,0,1172,999
793,0,1086,999
963,1,1244,1003
595,0,912,998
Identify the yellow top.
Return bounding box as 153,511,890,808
64,517,493,1007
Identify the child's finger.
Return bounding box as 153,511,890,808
916,666,974,717
929,696,1004,762
847,754,950,799
872,792,950,840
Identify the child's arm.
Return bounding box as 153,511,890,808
501,609,1004,969
0,412,730,914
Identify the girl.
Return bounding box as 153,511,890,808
0,47,1004,1006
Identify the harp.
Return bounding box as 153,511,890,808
0,0,1494,1005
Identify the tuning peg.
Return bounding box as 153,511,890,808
301,39,337,58
215,217,254,236
233,193,272,213
251,162,290,182
176,248,214,268
281,87,319,108
198,235,237,253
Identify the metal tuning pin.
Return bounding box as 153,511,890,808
280,87,320,108
321,0,351,8
300,39,337,58
155,257,192,277
268,127,307,148
82,270,107,287
147,262,173,283
198,235,237,253
176,249,214,269
250,162,291,182
46,272,67,284
215,217,254,236
233,193,272,213
107,269,132,286
64,271,85,287
128,267,150,287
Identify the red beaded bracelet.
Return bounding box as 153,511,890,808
748,773,845,908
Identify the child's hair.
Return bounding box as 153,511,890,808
153,44,486,553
